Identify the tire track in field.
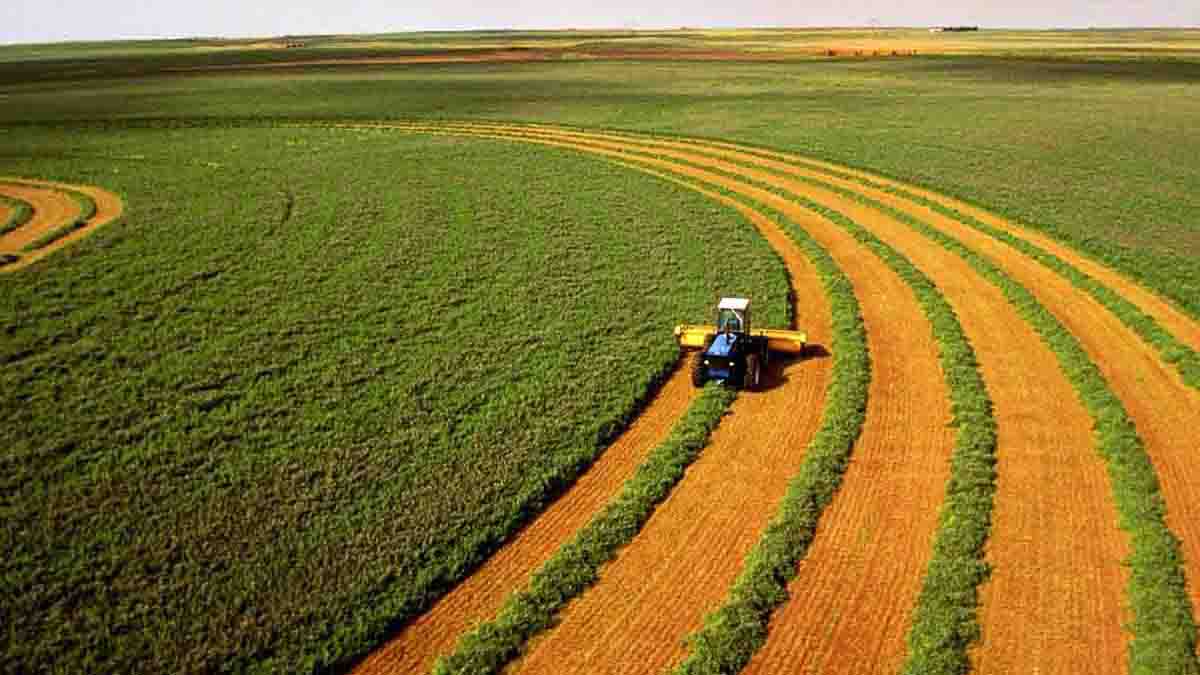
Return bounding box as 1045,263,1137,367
362,124,954,674
0,178,123,272
352,369,696,675
402,123,1126,674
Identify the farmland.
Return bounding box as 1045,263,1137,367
2,28,1199,675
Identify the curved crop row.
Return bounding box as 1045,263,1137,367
666,196,872,673
422,123,1195,672
19,186,97,252
671,187,995,674
763,166,1198,674
433,383,737,675
717,150,1200,391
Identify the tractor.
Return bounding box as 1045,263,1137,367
674,297,806,390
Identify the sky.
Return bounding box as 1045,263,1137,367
4,1,1199,45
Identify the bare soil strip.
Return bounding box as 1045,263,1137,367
373,126,954,674
395,123,1138,674
352,370,696,675
0,178,123,272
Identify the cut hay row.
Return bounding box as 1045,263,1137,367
432,383,737,674
684,140,1200,389
622,136,1193,673
343,132,838,675
0,194,33,237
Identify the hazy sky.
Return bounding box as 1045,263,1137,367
4,1,1199,45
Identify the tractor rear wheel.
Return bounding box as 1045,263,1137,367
690,352,707,388
744,354,761,390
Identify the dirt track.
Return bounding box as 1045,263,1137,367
0,178,123,272
337,122,1196,674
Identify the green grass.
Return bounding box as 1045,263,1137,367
0,126,789,675
433,383,736,675
17,186,97,253
0,194,34,236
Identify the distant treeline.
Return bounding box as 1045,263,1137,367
930,26,981,32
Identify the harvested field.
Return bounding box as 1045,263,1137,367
336,122,1196,675
0,177,123,272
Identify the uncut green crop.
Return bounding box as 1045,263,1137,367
0,126,788,675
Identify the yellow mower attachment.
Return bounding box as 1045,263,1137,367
674,325,807,355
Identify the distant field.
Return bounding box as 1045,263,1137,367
2,28,1199,675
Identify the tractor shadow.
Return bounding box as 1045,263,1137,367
757,343,831,391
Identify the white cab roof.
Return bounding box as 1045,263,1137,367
718,297,750,311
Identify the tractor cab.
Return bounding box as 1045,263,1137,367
715,297,751,336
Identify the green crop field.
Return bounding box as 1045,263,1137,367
2,27,1198,675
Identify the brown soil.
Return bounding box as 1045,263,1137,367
0,202,13,228
376,124,960,675
351,369,697,675
0,178,123,273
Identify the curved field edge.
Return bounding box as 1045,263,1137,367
687,142,1200,390
753,161,1199,673
0,193,33,236
432,383,737,675
447,122,1200,391
17,184,97,253
0,178,120,272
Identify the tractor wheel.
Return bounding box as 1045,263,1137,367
690,352,707,388
744,354,761,390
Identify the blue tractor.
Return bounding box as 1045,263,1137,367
688,297,768,390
